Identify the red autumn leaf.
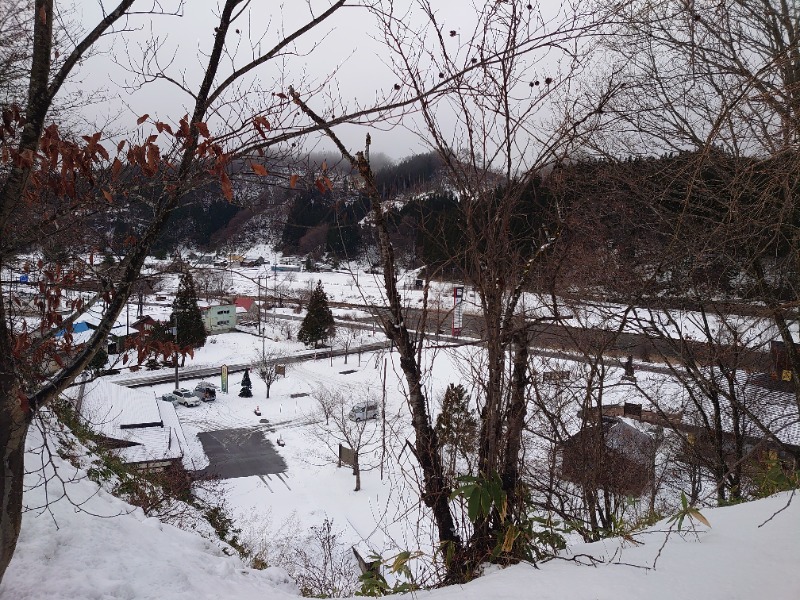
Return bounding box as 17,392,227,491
251,163,268,176
276,92,288,100
220,171,233,201
137,114,149,125
289,173,299,188
178,116,190,137
111,157,122,180
315,179,326,194
117,140,126,152
195,121,211,138
156,121,174,135
324,176,334,191
102,189,113,203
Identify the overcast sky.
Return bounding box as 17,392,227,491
64,1,572,161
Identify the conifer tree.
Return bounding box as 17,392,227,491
435,384,478,478
298,280,335,348
239,368,253,397
172,267,207,366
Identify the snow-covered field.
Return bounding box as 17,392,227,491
4,422,799,599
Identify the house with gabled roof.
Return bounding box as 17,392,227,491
233,296,259,322
560,415,656,497
67,377,188,472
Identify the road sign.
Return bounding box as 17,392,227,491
18,275,28,283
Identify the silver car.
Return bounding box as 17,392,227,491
163,388,201,407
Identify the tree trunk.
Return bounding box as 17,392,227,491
286,98,463,578
0,370,30,583
501,325,530,515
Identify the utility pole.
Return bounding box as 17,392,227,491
173,312,179,390
257,275,262,336
381,357,387,480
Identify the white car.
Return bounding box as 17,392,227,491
163,388,201,407
348,402,379,422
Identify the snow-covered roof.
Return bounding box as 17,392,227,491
683,371,800,448
109,324,130,337
67,378,186,464
738,373,800,447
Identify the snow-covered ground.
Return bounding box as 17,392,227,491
4,251,800,598
4,422,799,599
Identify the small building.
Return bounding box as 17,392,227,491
680,372,800,466
131,315,157,334
106,324,131,355
560,416,655,497
240,257,265,267
234,297,259,321
203,304,236,334
68,378,188,472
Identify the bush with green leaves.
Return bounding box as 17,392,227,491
357,550,422,597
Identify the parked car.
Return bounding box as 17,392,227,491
194,381,218,401
348,402,379,422
162,388,201,407
194,381,217,392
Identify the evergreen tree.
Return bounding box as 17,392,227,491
239,368,253,397
172,267,207,366
298,280,335,348
435,384,478,478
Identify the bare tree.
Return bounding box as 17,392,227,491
333,325,362,365
308,387,383,492
599,0,800,415
253,347,287,400
0,0,31,106
292,0,619,580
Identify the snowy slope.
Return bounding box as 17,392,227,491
1,431,299,600
3,429,798,599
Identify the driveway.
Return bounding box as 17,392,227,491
196,427,287,479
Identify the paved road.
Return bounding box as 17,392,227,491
196,426,287,479
116,339,392,388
